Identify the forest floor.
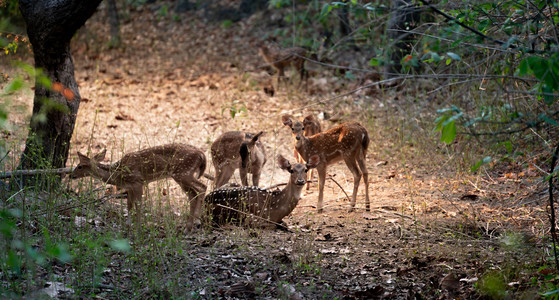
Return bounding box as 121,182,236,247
1,2,555,299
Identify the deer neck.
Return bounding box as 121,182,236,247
294,136,311,161
270,181,303,221
91,162,120,185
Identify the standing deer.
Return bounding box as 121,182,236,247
282,115,370,213
70,144,207,230
293,115,322,190
211,131,266,188
205,154,319,226
258,44,309,90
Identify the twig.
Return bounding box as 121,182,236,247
549,142,559,271
328,176,351,203
0,167,73,179
203,173,215,181
214,204,288,230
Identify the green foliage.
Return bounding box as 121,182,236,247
477,271,508,299
434,106,462,145
0,208,72,276
222,100,247,119
516,52,559,105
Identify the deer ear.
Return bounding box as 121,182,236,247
93,149,106,161
307,155,320,169
251,131,264,144
303,115,314,126
77,152,90,164
281,115,293,127
277,154,292,171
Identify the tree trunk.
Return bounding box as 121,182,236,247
384,0,420,78
16,0,102,186
107,0,121,48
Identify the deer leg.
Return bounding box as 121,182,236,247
317,166,327,213
252,170,261,187
176,176,207,231
239,167,249,186
357,156,370,211
306,168,314,191
344,157,362,212
215,165,235,188
126,186,143,227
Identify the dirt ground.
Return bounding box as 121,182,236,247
2,2,554,299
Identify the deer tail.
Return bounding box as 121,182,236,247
362,129,370,152
198,152,207,179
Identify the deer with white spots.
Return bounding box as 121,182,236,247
282,115,370,213
211,131,266,188
205,154,319,226
70,144,207,230
294,114,322,191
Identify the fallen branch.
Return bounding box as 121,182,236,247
0,167,73,179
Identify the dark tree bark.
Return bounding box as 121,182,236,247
175,0,194,13
16,0,102,186
107,0,121,48
384,0,420,78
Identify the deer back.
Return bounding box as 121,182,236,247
211,131,266,172
72,144,206,187
205,186,277,224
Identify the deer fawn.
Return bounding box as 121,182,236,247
291,115,322,190
211,131,267,188
258,44,309,89
70,144,207,230
205,154,319,226
282,115,370,213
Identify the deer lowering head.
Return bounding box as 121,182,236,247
258,44,309,90
71,144,207,230
282,115,370,213
205,154,319,226
211,131,266,188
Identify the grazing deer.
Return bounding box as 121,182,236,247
211,131,266,188
70,144,207,230
258,44,309,89
205,154,319,226
282,115,370,213
292,115,322,190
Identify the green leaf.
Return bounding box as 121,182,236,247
109,239,132,253
4,77,23,93
471,156,492,172
368,58,380,66
539,113,558,126
440,120,456,144
447,52,461,61
516,58,529,76
320,4,332,19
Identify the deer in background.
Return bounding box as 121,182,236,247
205,154,319,226
211,131,266,188
282,115,370,213
291,114,322,190
258,44,309,90
70,144,207,230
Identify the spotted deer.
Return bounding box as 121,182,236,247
258,44,309,89
292,115,322,190
282,115,370,213
70,144,207,230
211,131,266,188
205,154,319,226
